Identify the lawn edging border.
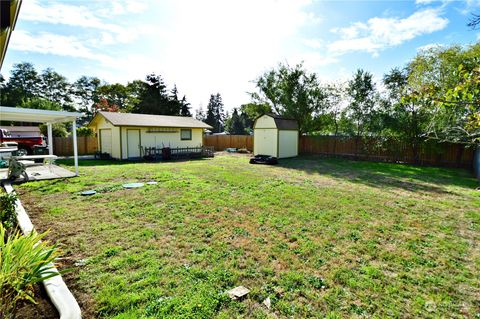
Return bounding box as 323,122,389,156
2,181,82,319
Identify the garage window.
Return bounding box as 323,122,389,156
181,129,192,140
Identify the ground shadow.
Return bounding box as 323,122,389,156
57,157,212,167
277,155,478,194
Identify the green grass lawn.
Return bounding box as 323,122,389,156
16,155,480,318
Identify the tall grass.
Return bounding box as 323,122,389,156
0,224,60,319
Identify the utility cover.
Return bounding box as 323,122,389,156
81,190,96,196
123,183,144,189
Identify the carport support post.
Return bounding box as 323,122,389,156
72,120,78,176
47,123,53,155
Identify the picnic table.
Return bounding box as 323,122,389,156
9,154,58,164
5,155,58,181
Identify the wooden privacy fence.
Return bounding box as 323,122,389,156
53,136,97,156
300,136,475,168
203,134,474,169
203,135,253,151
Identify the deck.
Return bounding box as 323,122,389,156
0,164,76,182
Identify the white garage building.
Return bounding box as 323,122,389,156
253,114,299,159
89,111,212,160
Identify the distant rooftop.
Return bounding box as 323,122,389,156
95,111,213,129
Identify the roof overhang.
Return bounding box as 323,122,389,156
0,106,82,123
0,0,22,70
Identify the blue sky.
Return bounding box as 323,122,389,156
2,0,479,112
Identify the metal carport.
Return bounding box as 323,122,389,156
0,106,82,175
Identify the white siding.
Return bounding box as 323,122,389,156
253,128,278,157
278,130,298,158
120,127,204,159
254,115,276,129
99,129,112,155
92,116,121,159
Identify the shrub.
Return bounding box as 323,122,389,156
76,126,95,137
0,193,17,229
0,224,60,319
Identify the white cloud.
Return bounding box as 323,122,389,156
302,38,323,49
20,0,148,45
10,31,109,62
291,52,339,69
328,9,449,56
417,43,443,52
11,0,332,110
415,0,438,4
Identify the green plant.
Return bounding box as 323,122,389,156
76,126,95,137
0,193,17,229
0,224,60,318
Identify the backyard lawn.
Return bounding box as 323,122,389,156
16,154,480,318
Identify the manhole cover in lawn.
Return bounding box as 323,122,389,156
81,190,96,196
123,183,145,189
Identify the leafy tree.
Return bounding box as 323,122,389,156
93,98,119,113
409,43,480,145
2,62,40,106
382,67,429,162
38,68,73,111
345,69,378,155
240,102,271,120
76,126,95,137
72,76,101,120
251,63,327,134
468,13,480,29
39,123,68,137
19,97,62,111
95,83,133,113
427,64,480,144
204,93,225,133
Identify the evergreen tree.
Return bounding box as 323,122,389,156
134,73,171,115
225,108,245,134
195,105,206,121
205,95,217,131
180,96,191,116
204,93,225,133
167,84,182,115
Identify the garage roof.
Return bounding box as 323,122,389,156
0,106,82,123
94,111,213,129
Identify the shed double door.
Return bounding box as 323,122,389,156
127,129,141,159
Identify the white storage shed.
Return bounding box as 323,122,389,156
253,114,299,158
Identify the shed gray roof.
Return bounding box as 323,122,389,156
96,111,212,129
263,114,299,130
